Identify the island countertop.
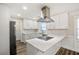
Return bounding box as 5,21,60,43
26,34,65,52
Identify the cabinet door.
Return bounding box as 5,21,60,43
53,15,60,29
46,18,55,29
58,13,68,29
31,21,38,29
47,23,55,29
74,40,79,52
61,36,74,50
23,20,30,29
53,13,68,29
23,19,38,29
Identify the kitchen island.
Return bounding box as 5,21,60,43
26,34,65,55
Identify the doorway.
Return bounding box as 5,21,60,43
10,19,26,55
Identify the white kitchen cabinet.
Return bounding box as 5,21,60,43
23,19,38,29
46,22,55,29
74,39,79,52
47,13,68,29
58,13,68,29
26,41,61,55
23,13,68,29
26,35,65,55
53,15,60,29
61,35,74,51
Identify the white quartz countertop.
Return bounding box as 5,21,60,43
26,34,65,52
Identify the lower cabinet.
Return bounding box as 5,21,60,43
74,40,79,52
26,42,61,55
61,35,75,51
61,35,79,52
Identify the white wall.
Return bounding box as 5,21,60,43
0,4,10,54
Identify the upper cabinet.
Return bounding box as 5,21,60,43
47,13,68,29
23,20,39,29
23,13,68,29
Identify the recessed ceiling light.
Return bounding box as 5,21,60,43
17,14,21,17
32,17,40,19
22,6,27,10
32,17,37,19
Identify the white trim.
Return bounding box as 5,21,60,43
74,16,79,41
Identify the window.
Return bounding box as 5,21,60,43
39,22,47,33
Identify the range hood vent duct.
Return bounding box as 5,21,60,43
37,6,54,23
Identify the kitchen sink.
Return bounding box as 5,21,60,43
37,36,53,41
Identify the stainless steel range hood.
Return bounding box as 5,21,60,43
37,6,54,23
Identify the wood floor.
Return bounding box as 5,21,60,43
16,40,79,55
16,40,26,55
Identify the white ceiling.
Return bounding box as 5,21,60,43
7,3,42,18
6,3,79,19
